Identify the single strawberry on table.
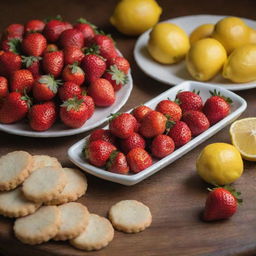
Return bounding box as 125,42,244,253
22,56,42,78
10,69,34,93
89,128,116,145
58,81,82,102
59,28,84,49
106,150,129,174
63,46,84,65
119,132,146,154
0,76,8,98
132,105,152,123
62,62,85,86
151,134,175,159
74,18,96,42
109,56,130,74
25,19,45,33
0,51,22,77
176,90,203,112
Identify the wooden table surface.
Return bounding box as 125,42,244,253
1,0,256,255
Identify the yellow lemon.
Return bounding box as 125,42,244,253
248,27,256,43
211,16,250,54
222,44,256,83
110,0,162,36
186,38,227,81
147,22,190,64
196,143,243,185
189,24,214,44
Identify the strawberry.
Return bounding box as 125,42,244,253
109,56,130,74
3,24,24,40
203,186,242,221
22,56,42,78
151,134,175,159
132,105,153,123
58,81,82,102
59,28,84,49
176,90,203,112
60,97,89,128
119,132,146,154
28,101,57,131
74,18,95,42
63,46,84,65
168,121,192,147
109,113,137,139
0,92,31,123
25,19,45,33
203,90,232,125
156,99,182,122
63,22,73,30
43,20,67,42
0,52,22,77
182,110,210,136
103,65,128,91
88,78,115,107
42,50,64,77
10,69,34,93
22,33,47,57
44,44,58,53
89,129,116,145
78,92,95,119
85,139,117,167
1,38,22,54
62,63,85,86
0,77,8,98
126,148,153,173
139,111,167,138
80,54,106,83
106,150,129,174
33,75,61,101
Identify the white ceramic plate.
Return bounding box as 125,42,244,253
134,14,256,91
68,81,247,186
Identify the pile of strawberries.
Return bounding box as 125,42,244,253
85,89,232,174
0,16,130,131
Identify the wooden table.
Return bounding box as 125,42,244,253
1,0,256,255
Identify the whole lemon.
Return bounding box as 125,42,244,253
196,143,243,185
248,27,256,43
147,22,190,64
211,16,250,54
189,24,214,45
186,38,227,81
110,0,162,36
222,44,256,83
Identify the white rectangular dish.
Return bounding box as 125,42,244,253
68,81,247,186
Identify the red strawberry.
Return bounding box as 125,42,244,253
0,92,31,123
80,54,106,83
22,33,47,57
33,75,61,101
60,97,89,128
74,18,95,42
0,52,22,77
4,24,24,39
78,93,95,119
182,110,210,136
106,150,129,174
44,44,58,53
119,132,146,154
28,101,57,131
109,56,130,74
43,20,67,42
176,90,203,112
103,65,128,91
168,121,192,147
85,139,117,167
62,63,85,86
0,76,8,98
88,78,115,107
109,113,137,139
139,111,167,138
25,19,45,33
203,186,242,221
126,148,153,173
156,99,182,122
59,28,84,49
58,81,82,102
22,56,42,78
89,129,116,145
63,22,73,30
63,46,84,65
203,90,232,125
10,69,34,93
1,38,22,54
132,105,153,123
42,50,64,77
151,134,175,159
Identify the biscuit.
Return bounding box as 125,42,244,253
108,200,152,233
0,151,32,191
45,168,87,205
14,206,61,245
70,213,114,251
0,187,41,218
54,202,89,241
31,155,62,172
22,167,67,203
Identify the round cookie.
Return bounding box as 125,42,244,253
70,213,114,251
0,151,32,191
109,200,152,233
31,155,62,172
54,202,89,241
22,167,67,203
14,206,61,245
45,168,87,205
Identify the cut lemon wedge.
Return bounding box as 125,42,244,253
230,118,256,161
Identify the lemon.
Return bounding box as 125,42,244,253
189,24,214,44
110,0,162,36
212,16,250,54
147,22,190,64
196,143,243,185
222,44,256,83
186,38,227,81
248,27,256,43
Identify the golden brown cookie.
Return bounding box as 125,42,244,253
31,155,62,172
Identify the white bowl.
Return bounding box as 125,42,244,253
68,81,247,185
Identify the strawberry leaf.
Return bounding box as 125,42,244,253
108,65,128,85
7,38,22,54
61,96,84,111
209,89,233,104
39,75,60,94
44,14,63,23
76,18,97,30
22,56,42,68
84,44,100,55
